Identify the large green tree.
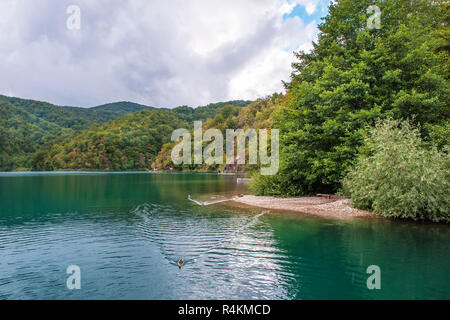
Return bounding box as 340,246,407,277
253,0,449,196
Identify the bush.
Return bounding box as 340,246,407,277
250,173,290,197
343,118,449,223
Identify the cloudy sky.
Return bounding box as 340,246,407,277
0,0,331,108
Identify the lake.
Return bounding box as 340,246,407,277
0,172,448,299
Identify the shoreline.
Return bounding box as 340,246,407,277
1,171,373,220
231,195,376,220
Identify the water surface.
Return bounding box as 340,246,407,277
0,172,449,299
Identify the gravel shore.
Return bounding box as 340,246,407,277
232,195,375,220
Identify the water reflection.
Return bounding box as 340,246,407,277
0,172,449,299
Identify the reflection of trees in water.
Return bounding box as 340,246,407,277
1,173,244,222
156,174,247,204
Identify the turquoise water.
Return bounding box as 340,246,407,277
0,172,449,300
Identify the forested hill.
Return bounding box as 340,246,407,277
0,94,252,171
0,95,155,129
30,101,252,171
32,109,188,171
0,101,72,170
0,95,158,170
172,100,252,122
153,95,282,172
91,101,155,116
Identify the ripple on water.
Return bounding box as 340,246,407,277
131,203,295,299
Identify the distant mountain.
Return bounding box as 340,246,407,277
0,95,157,130
0,101,73,170
91,101,155,116
154,95,281,172
0,95,103,130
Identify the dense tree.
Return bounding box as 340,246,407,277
0,101,73,170
343,118,449,222
32,110,188,171
0,94,249,171
0,95,154,130
0,96,158,170
153,95,282,172
252,0,449,196
172,100,252,123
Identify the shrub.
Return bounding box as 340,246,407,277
343,118,449,223
250,173,292,197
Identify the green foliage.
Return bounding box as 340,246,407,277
90,101,155,118
0,94,248,171
153,95,282,172
32,110,187,171
343,118,449,222
0,96,157,171
250,174,294,197
425,121,450,151
0,101,73,170
172,100,252,123
253,0,449,196
0,95,150,130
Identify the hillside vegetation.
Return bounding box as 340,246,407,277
0,95,151,130
251,0,449,196
172,100,252,123
343,118,449,222
0,96,159,170
0,93,251,171
153,95,282,172
30,100,251,171
32,110,188,171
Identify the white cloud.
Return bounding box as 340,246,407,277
0,0,329,108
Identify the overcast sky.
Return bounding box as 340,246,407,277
0,0,331,108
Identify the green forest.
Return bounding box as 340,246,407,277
0,0,448,221
253,0,449,196
0,95,250,171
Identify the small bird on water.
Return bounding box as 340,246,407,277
177,258,184,268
